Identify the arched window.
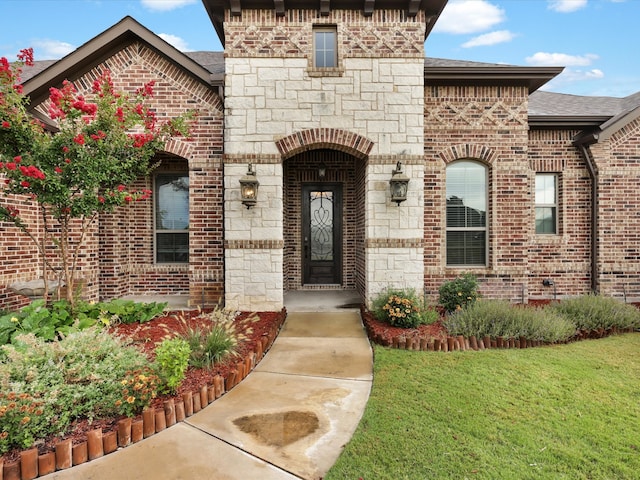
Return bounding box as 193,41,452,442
446,161,487,266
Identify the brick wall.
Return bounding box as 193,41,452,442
424,85,533,302
527,129,592,299
593,118,640,301
92,44,224,306
0,191,42,310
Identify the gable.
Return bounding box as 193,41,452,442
22,16,218,108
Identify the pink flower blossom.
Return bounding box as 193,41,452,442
17,48,34,67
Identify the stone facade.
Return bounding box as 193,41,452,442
223,9,427,309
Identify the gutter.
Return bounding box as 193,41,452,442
574,137,599,293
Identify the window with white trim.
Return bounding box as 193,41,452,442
446,161,487,266
155,173,189,263
535,173,557,234
313,26,337,68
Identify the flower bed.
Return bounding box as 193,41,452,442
0,308,287,479
362,303,638,352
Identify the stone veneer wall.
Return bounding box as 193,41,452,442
223,9,427,310
224,159,284,311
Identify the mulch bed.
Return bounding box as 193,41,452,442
1,308,286,464
360,306,447,347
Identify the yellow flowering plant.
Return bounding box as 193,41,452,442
115,367,160,418
382,294,421,328
0,391,50,455
371,288,437,328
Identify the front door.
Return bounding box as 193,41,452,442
302,184,342,285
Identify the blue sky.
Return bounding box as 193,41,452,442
0,0,637,97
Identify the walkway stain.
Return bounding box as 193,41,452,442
233,411,320,447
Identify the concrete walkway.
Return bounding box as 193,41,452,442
46,308,373,480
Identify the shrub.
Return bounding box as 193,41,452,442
154,338,191,393
438,274,480,313
443,300,576,343
0,299,95,345
179,307,257,369
0,392,51,455
549,294,640,332
115,367,160,418
0,328,154,454
77,299,167,325
0,299,167,346
371,288,437,329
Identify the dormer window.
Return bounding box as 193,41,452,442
313,26,337,68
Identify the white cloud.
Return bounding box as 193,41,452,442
547,0,588,13
433,0,506,35
158,33,190,51
141,0,197,12
462,30,515,48
525,52,599,66
542,68,605,92
32,39,75,60
560,68,605,82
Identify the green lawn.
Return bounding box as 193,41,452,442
326,334,640,480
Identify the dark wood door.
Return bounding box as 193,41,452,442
302,184,342,285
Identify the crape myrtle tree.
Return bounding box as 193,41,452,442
0,48,193,307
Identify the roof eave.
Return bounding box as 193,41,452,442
572,105,640,145
424,66,564,93
597,106,640,141
22,16,216,106
423,0,449,39
528,115,612,129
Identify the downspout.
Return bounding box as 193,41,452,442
575,138,598,293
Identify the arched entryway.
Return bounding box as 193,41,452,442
283,149,366,296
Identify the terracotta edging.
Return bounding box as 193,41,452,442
361,307,637,352
1,308,287,480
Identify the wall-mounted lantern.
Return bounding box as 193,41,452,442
318,162,327,179
239,163,259,208
389,161,409,206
